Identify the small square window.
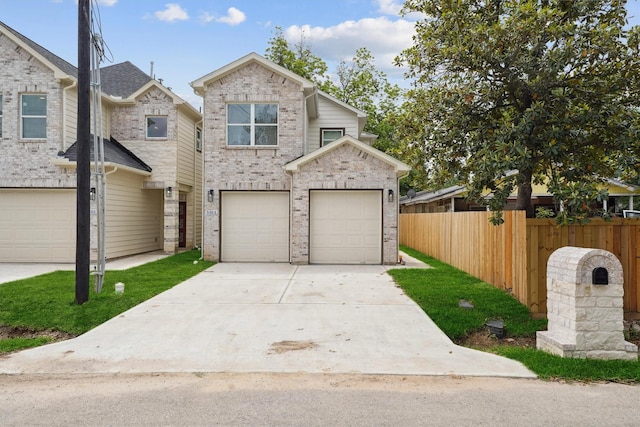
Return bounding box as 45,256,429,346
321,128,344,146
146,116,168,139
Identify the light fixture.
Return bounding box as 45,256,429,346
90,187,96,201
388,189,394,203
208,189,214,203
166,186,172,198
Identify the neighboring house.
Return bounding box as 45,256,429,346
400,179,639,216
191,53,410,264
0,21,202,262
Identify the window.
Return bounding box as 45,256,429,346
227,103,278,146
0,95,3,138
146,116,168,139
321,128,344,146
195,126,202,152
21,94,47,139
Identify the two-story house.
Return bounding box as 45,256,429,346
0,21,202,262
191,53,410,264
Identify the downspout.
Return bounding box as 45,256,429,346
303,88,317,156
62,80,77,151
194,119,202,253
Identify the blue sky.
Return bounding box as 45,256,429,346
2,0,639,109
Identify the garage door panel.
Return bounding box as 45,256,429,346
221,192,289,262
310,190,382,264
0,190,76,262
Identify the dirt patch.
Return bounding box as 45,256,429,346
454,319,640,350
269,340,318,354
0,325,75,344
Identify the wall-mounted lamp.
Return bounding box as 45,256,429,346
207,189,214,203
90,187,96,201
388,189,394,203
166,186,172,198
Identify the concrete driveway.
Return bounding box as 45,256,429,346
0,259,535,378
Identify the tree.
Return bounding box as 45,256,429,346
326,48,403,154
265,26,332,90
396,0,640,224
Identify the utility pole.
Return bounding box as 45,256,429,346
76,0,90,304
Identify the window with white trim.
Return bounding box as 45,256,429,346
21,94,47,139
227,103,278,146
195,126,202,152
0,95,3,138
321,128,344,146
146,116,168,139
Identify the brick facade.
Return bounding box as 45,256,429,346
198,56,407,264
0,33,75,188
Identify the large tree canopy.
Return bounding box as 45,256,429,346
396,0,640,223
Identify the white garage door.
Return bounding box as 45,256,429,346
0,189,76,262
221,191,289,262
310,190,382,264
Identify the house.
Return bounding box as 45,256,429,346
400,179,639,216
191,53,410,264
0,21,202,262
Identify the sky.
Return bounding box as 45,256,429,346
2,0,640,110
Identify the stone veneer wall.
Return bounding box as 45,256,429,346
537,246,638,361
290,143,399,265
0,33,75,188
201,62,305,261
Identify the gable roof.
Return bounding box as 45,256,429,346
400,185,467,206
191,52,316,95
100,61,153,98
285,135,410,177
0,21,77,79
61,136,152,173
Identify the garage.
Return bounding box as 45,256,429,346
310,190,382,264
0,189,76,262
221,191,289,262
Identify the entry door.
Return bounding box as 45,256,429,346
179,202,186,248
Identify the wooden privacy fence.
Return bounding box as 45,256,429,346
399,211,640,318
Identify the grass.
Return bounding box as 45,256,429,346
0,250,214,352
0,337,54,353
390,246,640,383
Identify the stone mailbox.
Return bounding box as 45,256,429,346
537,246,638,361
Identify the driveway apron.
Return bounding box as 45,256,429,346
0,263,535,377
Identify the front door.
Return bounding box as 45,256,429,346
179,201,186,248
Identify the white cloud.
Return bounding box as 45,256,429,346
154,3,189,22
199,7,246,26
284,17,415,80
375,0,403,15
216,7,246,26
98,0,118,6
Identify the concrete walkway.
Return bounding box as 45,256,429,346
0,251,169,284
0,259,535,378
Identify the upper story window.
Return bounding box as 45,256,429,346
227,103,278,146
321,128,344,146
146,116,167,139
21,94,47,139
0,95,3,138
195,126,202,152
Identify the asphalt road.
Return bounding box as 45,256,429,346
1,373,639,426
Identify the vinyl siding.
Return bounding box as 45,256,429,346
306,96,360,154
105,170,163,258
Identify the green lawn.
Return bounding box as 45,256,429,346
0,250,214,352
390,246,640,383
